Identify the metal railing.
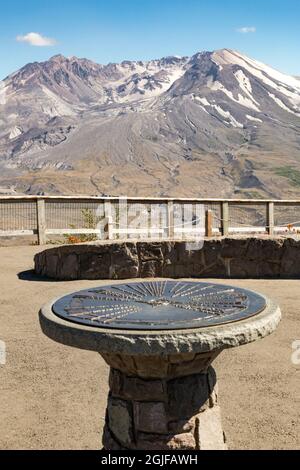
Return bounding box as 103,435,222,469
0,195,300,244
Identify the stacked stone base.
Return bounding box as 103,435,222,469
102,366,227,450
35,238,300,281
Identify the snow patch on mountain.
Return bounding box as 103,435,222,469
113,66,186,103
213,49,300,90
41,86,76,117
194,96,210,106
246,115,262,123
193,94,243,127
9,126,23,139
234,70,259,107
0,82,7,105
235,51,300,91
208,80,260,112
212,105,243,128
214,49,300,112
268,92,300,115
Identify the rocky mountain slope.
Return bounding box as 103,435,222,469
0,49,300,197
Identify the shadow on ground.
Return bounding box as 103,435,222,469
18,269,55,282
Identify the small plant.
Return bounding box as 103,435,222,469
64,209,102,244
66,235,82,244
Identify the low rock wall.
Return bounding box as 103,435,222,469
34,238,300,280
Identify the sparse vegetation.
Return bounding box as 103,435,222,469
64,209,101,244
244,191,264,199
274,166,300,187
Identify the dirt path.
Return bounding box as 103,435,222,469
0,245,299,449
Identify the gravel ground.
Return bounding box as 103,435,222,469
0,245,299,450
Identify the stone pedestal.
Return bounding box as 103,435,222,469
102,354,226,450
39,282,281,451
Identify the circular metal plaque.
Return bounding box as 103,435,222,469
52,281,266,330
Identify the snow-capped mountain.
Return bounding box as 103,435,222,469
0,49,300,197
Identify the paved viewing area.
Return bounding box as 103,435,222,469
0,245,299,449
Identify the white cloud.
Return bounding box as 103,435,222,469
16,32,57,47
236,26,256,34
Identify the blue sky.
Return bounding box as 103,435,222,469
0,0,299,80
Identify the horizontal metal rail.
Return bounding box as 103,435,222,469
0,195,300,203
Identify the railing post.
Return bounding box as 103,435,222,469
221,202,229,236
104,201,113,240
267,202,274,236
36,198,46,245
205,210,213,238
167,201,175,239
106,216,114,240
